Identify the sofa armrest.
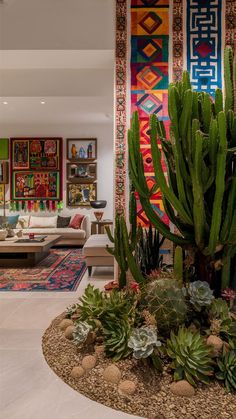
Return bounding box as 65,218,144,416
81,215,91,239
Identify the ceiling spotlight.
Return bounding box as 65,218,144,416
3,101,8,105
40,100,46,105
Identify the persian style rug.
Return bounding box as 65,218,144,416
0,249,86,292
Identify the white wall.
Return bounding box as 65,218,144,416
1,123,114,221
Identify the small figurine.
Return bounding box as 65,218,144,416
87,143,93,159
79,146,86,159
71,144,77,159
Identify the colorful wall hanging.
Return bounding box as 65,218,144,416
186,0,222,96
225,0,236,49
10,138,63,212
130,0,169,226
115,0,128,215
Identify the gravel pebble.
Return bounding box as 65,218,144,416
42,313,236,419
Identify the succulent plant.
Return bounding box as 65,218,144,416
145,279,187,335
186,281,214,311
167,326,214,386
78,284,105,321
65,303,80,319
128,326,161,359
102,318,132,361
209,298,230,321
72,321,92,345
216,342,236,392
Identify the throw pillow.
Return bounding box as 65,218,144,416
57,215,71,228
7,215,19,228
16,215,30,229
69,214,84,229
29,215,57,228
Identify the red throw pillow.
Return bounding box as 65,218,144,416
69,214,84,229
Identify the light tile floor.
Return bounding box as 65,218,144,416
0,267,141,419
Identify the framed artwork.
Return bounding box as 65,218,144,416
67,138,97,161
10,138,63,202
12,140,29,170
0,184,5,202
12,172,60,200
0,162,9,184
0,139,9,160
67,183,97,207
67,162,97,183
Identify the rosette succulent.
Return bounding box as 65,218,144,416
73,321,92,345
167,326,214,386
128,326,161,359
187,281,214,311
216,341,236,392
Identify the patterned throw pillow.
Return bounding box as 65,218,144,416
69,214,84,229
57,216,71,228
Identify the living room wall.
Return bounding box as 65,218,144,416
1,122,114,220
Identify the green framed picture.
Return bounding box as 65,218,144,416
0,139,9,160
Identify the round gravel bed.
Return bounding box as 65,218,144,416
42,314,236,419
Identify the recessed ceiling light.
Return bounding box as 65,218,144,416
3,101,8,105
40,100,46,105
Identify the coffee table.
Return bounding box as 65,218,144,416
0,235,61,267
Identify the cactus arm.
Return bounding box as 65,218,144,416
120,216,144,284
220,175,236,243
233,50,236,114
226,209,236,245
208,112,228,255
174,246,183,287
204,118,219,192
162,196,194,241
105,225,115,243
192,92,199,120
129,190,137,249
191,130,206,249
179,90,193,142
168,85,180,140
201,93,212,133
224,46,233,114
215,89,223,115
139,195,192,245
172,144,192,217
150,114,193,226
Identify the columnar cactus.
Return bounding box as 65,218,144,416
128,67,236,291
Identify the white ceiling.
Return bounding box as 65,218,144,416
0,0,115,125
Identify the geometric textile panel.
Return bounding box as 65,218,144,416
131,1,169,226
186,0,222,95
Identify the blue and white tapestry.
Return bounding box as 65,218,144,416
186,0,222,95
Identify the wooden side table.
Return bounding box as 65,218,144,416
91,219,113,235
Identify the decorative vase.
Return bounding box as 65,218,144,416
6,228,15,238
0,229,7,241
94,211,104,222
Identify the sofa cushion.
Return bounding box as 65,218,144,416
83,234,113,257
29,215,57,228
57,215,71,228
21,228,86,239
0,215,19,228
17,215,30,229
69,214,84,229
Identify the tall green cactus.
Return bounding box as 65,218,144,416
106,214,144,288
128,68,236,292
224,46,236,115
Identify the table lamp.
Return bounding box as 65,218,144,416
90,200,107,222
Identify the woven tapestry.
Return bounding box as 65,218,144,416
186,0,223,95
225,0,236,49
115,0,128,214
130,0,169,226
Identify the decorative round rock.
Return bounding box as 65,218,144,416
118,380,136,396
206,335,223,355
103,365,122,384
170,380,195,397
71,366,85,379
59,319,73,331
64,325,75,340
81,355,97,370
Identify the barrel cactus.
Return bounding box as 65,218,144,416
128,326,161,359
186,281,214,311
167,326,214,386
145,279,187,335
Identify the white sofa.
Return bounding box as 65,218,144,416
13,214,91,246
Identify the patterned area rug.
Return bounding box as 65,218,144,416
0,249,86,291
